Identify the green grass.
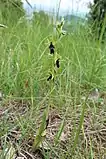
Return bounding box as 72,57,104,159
0,13,106,159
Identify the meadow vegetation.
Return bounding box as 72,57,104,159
0,4,106,159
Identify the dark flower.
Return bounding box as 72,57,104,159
56,58,60,68
49,42,55,54
47,74,52,81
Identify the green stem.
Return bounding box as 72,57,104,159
71,96,88,157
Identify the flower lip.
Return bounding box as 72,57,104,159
47,74,52,81
49,42,55,54
56,58,60,68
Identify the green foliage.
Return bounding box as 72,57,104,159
32,10,49,26
0,0,25,25
88,0,106,40
0,10,106,158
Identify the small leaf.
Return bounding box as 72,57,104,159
33,109,48,150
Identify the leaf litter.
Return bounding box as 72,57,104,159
0,95,106,158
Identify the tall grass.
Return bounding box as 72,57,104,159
0,9,106,159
